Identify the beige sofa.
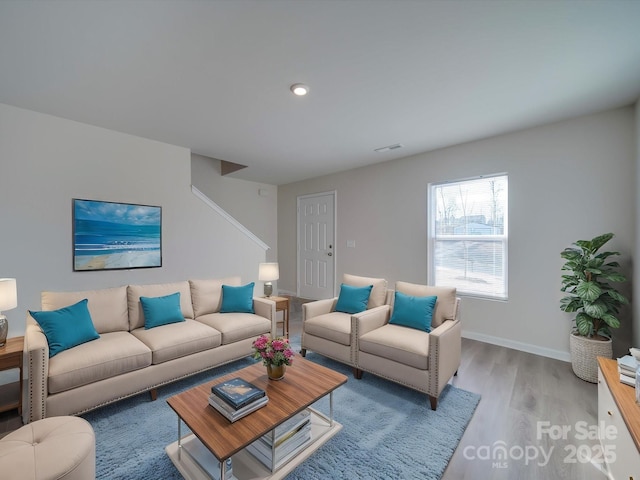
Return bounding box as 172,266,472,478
24,277,275,423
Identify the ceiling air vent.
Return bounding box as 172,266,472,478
374,143,403,153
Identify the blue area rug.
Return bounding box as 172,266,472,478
83,351,480,480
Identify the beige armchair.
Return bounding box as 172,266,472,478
300,274,390,370
355,281,461,410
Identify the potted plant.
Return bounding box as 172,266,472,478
560,233,629,382
252,335,295,380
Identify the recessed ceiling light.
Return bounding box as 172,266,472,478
290,83,310,96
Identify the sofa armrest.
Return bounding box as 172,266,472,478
428,318,461,396
302,298,338,321
24,318,49,423
252,297,277,337
452,297,461,321
355,305,391,338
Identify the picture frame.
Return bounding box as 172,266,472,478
73,198,162,271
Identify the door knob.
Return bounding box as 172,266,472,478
328,252,333,256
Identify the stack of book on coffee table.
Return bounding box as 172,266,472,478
209,377,268,422
245,410,312,470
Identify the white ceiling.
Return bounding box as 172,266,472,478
1,0,639,185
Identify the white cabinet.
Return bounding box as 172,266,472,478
598,359,640,480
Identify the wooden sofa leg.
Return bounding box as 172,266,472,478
428,395,438,411
300,348,306,357
354,368,363,379
149,388,158,401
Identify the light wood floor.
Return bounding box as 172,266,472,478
443,338,603,479
288,298,605,480
0,298,606,479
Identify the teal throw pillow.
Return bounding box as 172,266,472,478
220,282,255,313
335,283,373,314
140,292,185,329
389,291,437,332
29,299,100,357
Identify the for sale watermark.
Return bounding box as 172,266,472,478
463,441,554,468
463,421,617,469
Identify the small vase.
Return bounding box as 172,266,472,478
267,364,286,380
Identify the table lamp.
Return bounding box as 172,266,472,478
258,263,279,297
0,278,17,347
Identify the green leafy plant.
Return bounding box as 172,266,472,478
560,233,628,338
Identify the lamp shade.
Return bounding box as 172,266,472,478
0,278,17,311
258,263,279,282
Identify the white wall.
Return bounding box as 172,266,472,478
0,103,267,344
191,153,278,264
635,99,640,348
278,106,636,360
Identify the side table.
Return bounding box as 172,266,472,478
268,296,290,338
0,336,23,415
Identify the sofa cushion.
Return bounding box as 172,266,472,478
220,283,255,314
41,286,128,333
395,282,457,329
304,312,352,346
128,282,194,330
195,312,270,345
140,292,185,329
343,274,387,309
131,319,221,364
189,277,241,317
29,299,100,358
335,283,373,314
359,324,430,370
389,291,437,332
48,331,152,394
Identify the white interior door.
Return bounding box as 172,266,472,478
297,191,336,300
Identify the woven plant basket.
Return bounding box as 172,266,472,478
569,333,612,383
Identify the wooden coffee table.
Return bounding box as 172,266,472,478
165,355,347,480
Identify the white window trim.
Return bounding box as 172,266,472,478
427,173,508,301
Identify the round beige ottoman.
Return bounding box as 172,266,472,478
0,416,95,480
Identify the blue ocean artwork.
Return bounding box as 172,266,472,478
73,199,162,270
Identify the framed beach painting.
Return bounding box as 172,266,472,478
73,198,162,271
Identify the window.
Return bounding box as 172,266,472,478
428,174,508,300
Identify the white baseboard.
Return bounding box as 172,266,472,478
274,294,571,362
462,330,571,363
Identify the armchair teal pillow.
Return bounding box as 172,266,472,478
220,282,255,313
335,283,373,314
140,292,185,329
389,291,437,332
29,299,100,357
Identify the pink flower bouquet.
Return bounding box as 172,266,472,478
251,334,295,367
